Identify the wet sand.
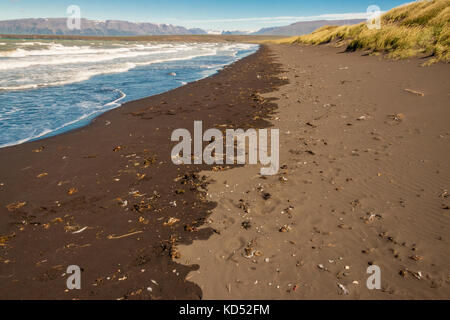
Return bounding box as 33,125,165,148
0,45,286,299
179,44,450,299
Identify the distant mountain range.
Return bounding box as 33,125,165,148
0,18,207,36
251,19,365,36
0,18,365,37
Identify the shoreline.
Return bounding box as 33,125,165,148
0,45,286,299
0,42,259,149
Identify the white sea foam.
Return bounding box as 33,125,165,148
0,48,179,70
0,62,138,90
0,42,237,90
0,91,126,148
105,89,127,107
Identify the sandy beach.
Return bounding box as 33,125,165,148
0,42,449,300
179,44,450,299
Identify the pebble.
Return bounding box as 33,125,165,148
338,283,349,295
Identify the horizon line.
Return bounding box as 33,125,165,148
0,12,374,32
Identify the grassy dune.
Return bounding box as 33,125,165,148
275,0,449,64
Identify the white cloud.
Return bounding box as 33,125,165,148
172,12,371,24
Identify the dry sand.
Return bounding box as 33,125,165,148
179,44,450,299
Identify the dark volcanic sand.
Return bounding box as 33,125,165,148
180,44,450,299
0,46,286,299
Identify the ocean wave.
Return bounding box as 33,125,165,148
0,62,137,91
0,42,172,58
0,42,259,148
0,48,220,91
0,48,180,70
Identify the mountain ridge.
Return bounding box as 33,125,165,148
0,18,366,37
252,19,366,36
0,18,207,36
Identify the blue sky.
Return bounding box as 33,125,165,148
2,0,411,31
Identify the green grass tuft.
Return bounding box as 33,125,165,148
273,0,450,64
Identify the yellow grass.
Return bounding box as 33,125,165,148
274,0,450,64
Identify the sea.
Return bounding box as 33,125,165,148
0,39,258,148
